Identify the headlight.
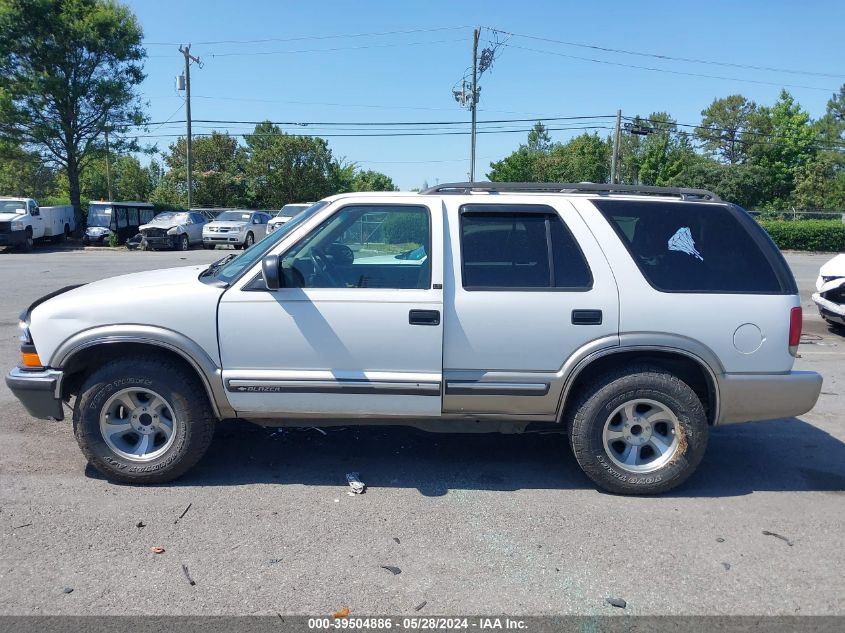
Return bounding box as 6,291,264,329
19,321,32,344
167,227,179,235
11,221,24,231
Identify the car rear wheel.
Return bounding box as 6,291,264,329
567,364,708,495
73,356,215,484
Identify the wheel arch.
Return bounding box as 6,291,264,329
52,326,235,419
559,340,722,426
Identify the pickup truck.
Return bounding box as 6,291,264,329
0,197,75,250
6,182,823,494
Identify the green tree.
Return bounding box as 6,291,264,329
0,138,57,197
0,0,147,222
244,122,336,207
163,131,247,208
78,154,152,201
352,169,396,192
488,122,552,182
624,113,699,186
695,95,756,164
745,90,817,205
541,133,611,182
790,152,845,210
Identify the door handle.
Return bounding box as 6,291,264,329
571,309,603,325
409,309,440,326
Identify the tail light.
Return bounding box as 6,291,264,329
788,306,802,357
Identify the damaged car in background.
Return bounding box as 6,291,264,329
139,211,208,251
813,253,845,330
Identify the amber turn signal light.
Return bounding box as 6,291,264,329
21,351,43,368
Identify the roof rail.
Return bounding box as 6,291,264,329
419,181,721,202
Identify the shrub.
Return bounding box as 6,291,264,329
757,219,845,252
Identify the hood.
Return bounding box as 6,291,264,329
28,265,225,367
139,221,181,231
0,211,25,222
205,221,247,229
268,216,288,225
817,254,845,292
819,254,845,279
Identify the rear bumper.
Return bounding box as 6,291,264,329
0,229,27,246
717,370,822,425
5,367,65,421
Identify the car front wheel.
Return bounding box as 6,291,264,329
73,356,215,484
567,365,708,495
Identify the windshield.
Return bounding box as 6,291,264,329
216,211,253,222
151,212,189,225
277,204,309,219
87,204,112,228
0,200,26,214
209,201,329,284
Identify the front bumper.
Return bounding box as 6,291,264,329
812,292,845,326
717,370,822,425
5,367,65,421
83,233,108,245
203,234,244,245
0,229,28,246
143,234,179,248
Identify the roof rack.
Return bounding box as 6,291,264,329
419,181,721,202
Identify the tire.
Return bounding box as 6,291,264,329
178,234,189,251
241,232,254,249
567,364,708,495
73,356,216,484
21,228,33,252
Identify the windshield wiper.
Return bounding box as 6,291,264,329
200,253,238,278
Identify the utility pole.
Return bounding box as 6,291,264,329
103,117,112,201
178,44,201,209
611,109,622,185
469,27,480,182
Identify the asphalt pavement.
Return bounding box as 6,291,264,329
0,244,843,616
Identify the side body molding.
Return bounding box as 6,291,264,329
50,325,235,419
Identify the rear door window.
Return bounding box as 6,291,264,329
459,204,592,290
593,200,793,294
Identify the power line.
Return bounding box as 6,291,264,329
621,115,845,148
113,114,616,128
143,26,470,47
503,43,837,92
125,124,616,139
490,27,845,80
205,38,465,58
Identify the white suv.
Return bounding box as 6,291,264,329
267,203,315,234
6,183,822,494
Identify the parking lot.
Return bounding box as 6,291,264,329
0,246,843,616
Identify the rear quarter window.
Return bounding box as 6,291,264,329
592,199,795,294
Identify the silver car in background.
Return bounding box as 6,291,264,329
139,211,207,250
202,210,273,249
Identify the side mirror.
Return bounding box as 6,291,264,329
261,254,282,290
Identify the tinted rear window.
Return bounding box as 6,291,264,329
593,200,791,294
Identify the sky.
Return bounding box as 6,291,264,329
126,0,845,191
